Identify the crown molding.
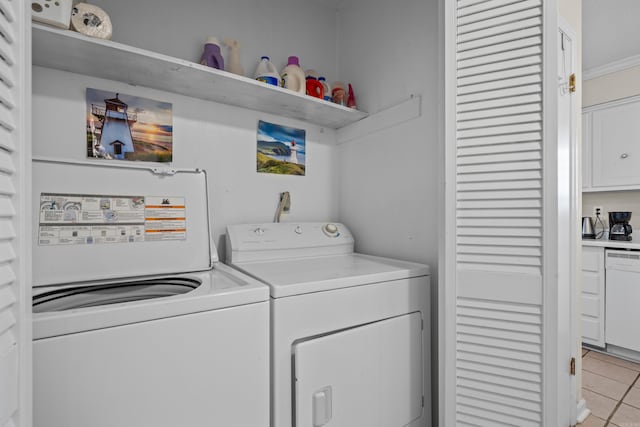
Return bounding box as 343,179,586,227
583,54,640,81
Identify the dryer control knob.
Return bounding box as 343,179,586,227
323,223,339,237
254,227,265,236
295,225,303,234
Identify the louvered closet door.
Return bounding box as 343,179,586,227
454,0,546,425
0,1,30,427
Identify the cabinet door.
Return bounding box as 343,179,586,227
582,112,592,189
582,246,605,347
592,100,640,187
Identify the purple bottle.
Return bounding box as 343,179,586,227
200,37,224,70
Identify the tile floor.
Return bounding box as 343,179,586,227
580,348,640,426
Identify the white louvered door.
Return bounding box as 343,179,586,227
0,1,31,427
444,0,565,425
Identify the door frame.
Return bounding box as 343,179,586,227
439,0,456,423
558,16,585,424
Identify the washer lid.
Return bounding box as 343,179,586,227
32,263,269,339
231,253,430,298
32,277,202,313
33,158,215,286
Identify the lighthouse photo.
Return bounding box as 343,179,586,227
256,120,306,176
86,88,173,162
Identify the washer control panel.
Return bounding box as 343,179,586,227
322,223,340,237
226,222,354,262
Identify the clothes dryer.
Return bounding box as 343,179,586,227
32,159,270,427
226,222,431,427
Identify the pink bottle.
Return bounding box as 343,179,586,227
347,83,357,109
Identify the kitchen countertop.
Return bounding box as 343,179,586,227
582,239,640,250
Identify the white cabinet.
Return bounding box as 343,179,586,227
582,246,605,347
583,96,640,191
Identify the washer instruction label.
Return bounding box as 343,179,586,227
38,193,186,246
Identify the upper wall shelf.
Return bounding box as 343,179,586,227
31,24,367,129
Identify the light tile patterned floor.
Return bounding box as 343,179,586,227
580,349,640,427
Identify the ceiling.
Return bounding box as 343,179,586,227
583,0,640,72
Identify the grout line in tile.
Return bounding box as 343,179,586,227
604,371,640,426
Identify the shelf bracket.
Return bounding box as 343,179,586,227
336,94,421,144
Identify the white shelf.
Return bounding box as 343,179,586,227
31,24,367,129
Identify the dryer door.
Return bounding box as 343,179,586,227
294,312,423,427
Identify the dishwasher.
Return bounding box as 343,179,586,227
605,249,640,353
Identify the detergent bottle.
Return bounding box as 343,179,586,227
318,77,331,101
254,56,280,86
304,69,323,99
200,37,224,70
224,38,245,76
280,56,306,94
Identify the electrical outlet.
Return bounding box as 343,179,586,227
593,206,603,217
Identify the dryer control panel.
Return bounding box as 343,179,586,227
226,222,354,263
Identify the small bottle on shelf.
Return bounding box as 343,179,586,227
318,77,331,101
331,81,346,106
347,83,357,109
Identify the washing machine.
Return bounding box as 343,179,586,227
32,158,270,427
226,222,431,427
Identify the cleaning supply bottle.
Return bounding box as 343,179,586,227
331,81,346,106
200,37,224,70
304,69,323,99
280,56,306,94
224,38,244,76
254,56,280,86
347,83,357,109
305,69,319,80
318,77,331,101
306,77,323,99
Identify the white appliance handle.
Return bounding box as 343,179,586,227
313,386,333,426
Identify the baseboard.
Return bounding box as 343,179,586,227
576,398,591,424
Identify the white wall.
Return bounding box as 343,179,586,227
335,1,440,425
336,0,439,266
89,0,340,83
32,67,339,256
33,0,344,258
583,191,640,231
583,64,640,107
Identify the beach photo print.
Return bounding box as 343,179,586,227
86,88,173,162
257,120,306,176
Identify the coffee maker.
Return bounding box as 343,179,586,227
609,211,633,241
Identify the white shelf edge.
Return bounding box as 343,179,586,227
31,23,368,130
336,95,421,144
583,185,640,192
